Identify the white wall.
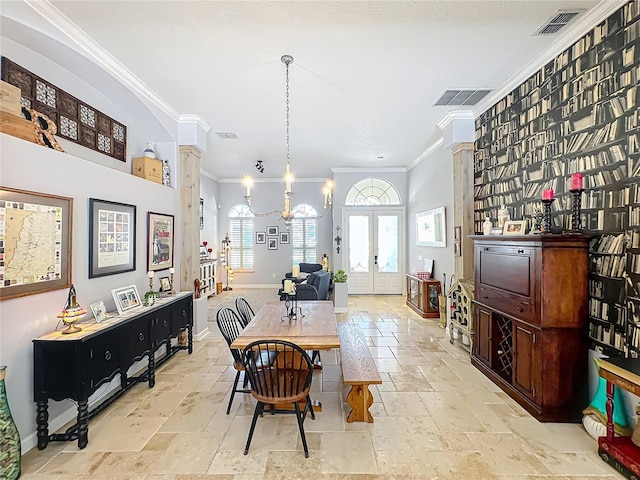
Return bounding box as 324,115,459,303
218,180,333,286
1,134,181,451
407,145,455,285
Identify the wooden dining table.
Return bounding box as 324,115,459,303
230,300,340,351
230,300,340,412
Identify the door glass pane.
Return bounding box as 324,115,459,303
377,215,398,272
349,215,369,273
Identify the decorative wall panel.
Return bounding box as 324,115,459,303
1,57,126,161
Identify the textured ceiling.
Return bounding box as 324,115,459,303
2,0,615,179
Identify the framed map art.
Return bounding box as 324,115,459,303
0,187,72,300
89,198,136,278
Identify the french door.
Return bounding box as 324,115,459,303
343,208,404,294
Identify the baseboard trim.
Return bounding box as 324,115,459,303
334,307,348,313
194,327,210,341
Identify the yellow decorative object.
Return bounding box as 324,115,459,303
56,285,87,334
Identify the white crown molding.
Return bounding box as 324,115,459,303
219,177,331,184
471,0,627,116
330,167,407,173
24,0,181,122
179,114,212,132
436,111,475,130
408,138,444,171
200,169,219,182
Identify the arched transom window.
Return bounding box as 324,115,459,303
292,204,317,264
345,177,401,205
227,204,254,269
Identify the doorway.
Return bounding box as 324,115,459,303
343,208,404,294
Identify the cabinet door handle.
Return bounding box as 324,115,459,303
104,351,112,361
138,333,145,342
182,310,187,317
163,319,169,328
483,295,488,299
516,307,523,312
517,249,524,254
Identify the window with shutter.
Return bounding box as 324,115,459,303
228,205,254,269
292,204,318,264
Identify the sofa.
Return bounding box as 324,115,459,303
279,270,331,301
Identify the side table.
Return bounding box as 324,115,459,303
598,357,640,479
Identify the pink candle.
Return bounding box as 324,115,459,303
542,189,554,200
571,172,583,190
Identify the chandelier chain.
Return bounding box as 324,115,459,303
285,60,290,167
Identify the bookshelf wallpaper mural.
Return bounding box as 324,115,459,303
474,0,640,358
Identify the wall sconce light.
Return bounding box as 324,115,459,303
335,226,342,254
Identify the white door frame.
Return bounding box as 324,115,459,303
342,206,405,294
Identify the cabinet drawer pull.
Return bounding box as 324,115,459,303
182,310,187,317
163,319,168,328
517,249,524,254
138,333,145,342
104,351,112,361
516,307,523,312
483,295,488,299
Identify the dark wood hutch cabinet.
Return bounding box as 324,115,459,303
406,274,441,318
470,234,590,422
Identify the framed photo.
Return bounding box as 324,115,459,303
267,225,279,236
147,212,174,271
280,232,290,244
199,198,204,230
159,276,171,292
0,187,72,300
268,238,278,250
256,232,266,244
111,284,142,315
454,225,462,241
416,207,446,247
503,220,527,235
89,198,136,278
454,242,462,257
90,300,108,322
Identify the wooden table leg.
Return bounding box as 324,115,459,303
36,400,49,450
346,384,374,423
606,380,615,444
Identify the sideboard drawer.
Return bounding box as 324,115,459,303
477,285,533,324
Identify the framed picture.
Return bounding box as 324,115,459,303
416,207,446,247
89,198,136,278
199,198,204,230
503,220,527,235
111,284,142,315
159,276,171,292
147,212,174,271
454,242,462,257
454,225,462,241
0,187,73,300
267,225,279,236
90,300,108,322
280,232,290,244
256,232,266,244
268,238,278,250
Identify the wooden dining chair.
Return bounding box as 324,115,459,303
235,297,255,328
242,340,315,457
216,307,253,414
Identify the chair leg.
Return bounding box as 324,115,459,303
294,402,309,458
227,370,241,414
306,394,315,421
242,372,249,388
244,401,263,455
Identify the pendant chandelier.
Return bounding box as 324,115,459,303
243,54,333,227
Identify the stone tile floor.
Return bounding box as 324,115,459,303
20,289,622,479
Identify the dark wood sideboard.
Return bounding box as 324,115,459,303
470,234,591,422
33,292,193,449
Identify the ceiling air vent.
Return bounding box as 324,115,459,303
215,132,237,139
534,10,584,35
434,89,492,106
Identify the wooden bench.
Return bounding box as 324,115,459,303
338,323,382,423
